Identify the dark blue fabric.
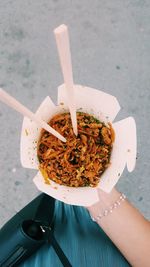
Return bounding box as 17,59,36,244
20,200,130,267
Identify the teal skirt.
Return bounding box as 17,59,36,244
20,200,130,267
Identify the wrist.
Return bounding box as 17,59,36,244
87,188,124,220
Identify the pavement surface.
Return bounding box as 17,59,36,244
0,0,150,227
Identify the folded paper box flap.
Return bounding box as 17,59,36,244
58,84,121,123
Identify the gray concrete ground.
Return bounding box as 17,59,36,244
0,0,150,227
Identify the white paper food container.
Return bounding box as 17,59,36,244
20,84,137,206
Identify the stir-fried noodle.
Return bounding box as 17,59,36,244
37,112,115,187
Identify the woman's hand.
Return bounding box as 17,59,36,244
87,188,150,267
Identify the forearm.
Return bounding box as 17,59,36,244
87,188,150,267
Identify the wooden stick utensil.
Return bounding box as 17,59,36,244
54,24,78,136
0,88,66,142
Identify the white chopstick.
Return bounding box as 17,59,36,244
0,88,66,142
54,24,78,136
